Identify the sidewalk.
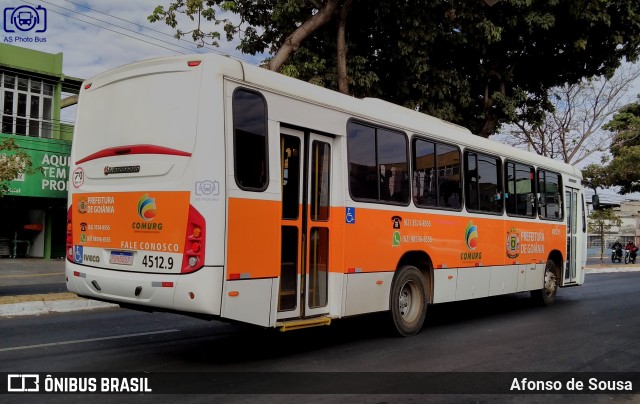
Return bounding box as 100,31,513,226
0,258,115,317
1,258,640,318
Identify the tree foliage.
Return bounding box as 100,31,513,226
0,138,39,196
150,0,640,137
583,97,640,194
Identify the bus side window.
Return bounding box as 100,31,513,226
377,128,409,203
233,89,268,191
538,170,562,220
464,151,503,214
347,121,409,204
413,138,461,210
437,143,461,209
347,123,378,200
505,161,536,217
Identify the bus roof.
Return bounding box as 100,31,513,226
84,53,582,179
233,55,581,180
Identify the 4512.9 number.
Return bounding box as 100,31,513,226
142,255,174,270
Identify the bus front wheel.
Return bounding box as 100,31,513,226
531,260,558,306
390,265,427,336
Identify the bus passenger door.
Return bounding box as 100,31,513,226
304,133,332,318
278,128,333,320
564,187,583,285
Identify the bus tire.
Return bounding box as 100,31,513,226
390,265,427,336
531,260,558,306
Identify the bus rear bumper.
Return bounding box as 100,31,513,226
66,263,224,316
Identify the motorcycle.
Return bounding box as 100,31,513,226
611,245,623,263
625,248,637,264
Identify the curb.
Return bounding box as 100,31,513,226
586,267,640,273
0,295,117,318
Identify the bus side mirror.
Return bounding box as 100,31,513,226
592,194,600,210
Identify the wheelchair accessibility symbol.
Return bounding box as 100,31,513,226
345,207,356,224
74,245,83,263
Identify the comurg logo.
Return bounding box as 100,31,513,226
465,221,478,250
137,193,157,221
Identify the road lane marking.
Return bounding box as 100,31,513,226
0,273,64,279
0,329,180,352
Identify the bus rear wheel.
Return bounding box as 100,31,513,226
531,260,558,306
390,266,427,336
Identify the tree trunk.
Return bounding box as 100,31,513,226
265,0,339,72
336,0,353,94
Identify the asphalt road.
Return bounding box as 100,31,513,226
0,271,638,403
0,258,66,297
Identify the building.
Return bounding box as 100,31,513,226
588,200,640,252
616,200,640,245
0,44,82,258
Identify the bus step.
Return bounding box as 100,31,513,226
276,317,332,332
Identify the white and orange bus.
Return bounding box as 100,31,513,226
66,53,587,336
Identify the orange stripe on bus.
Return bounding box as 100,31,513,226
227,198,281,279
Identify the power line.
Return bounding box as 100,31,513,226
24,0,194,55
43,0,262,64
59,0,222,54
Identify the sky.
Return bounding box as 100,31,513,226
2,0,256,79
3,0,640,205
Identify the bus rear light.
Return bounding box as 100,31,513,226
182,205,205,274
187,60,201,67
66,206,73,262
84,83,92,89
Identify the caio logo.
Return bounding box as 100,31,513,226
137,194,157,221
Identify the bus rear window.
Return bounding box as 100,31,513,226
233,89,268,191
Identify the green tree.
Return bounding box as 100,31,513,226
588,208,622,261
582,163,610,192
0,138,40,196
583,97,640,194
150,0,640,137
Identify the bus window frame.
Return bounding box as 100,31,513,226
346,119,411,207
411,134,463,212
463,149,504,216
232,87,270,192
310,139,332,222
537,169,564,222
504,159,537,219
